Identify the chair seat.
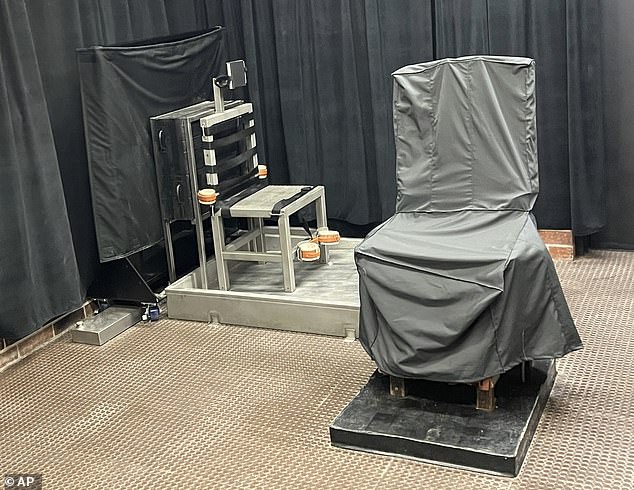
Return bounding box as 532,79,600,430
355,210,582,383
357,210,529,289
225,185,314,218
210,184,329,292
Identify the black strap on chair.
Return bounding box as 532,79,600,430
214,166,259,197
216,184,316,220
202,126,256,149
212,147,257,175
216,179,267,218
271,186,315,215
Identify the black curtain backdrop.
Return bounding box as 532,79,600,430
1,0,608,341
243,0,605,233
243,0,434,225
595,0,634,250
0,0,242,341
0,0,83,341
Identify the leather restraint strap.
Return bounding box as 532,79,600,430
271,186,314,216
212,147,257,175
202,126,255,149
216,179,267,218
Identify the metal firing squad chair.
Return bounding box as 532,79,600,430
198,100,330,292
152,61,335,293
197,62,333,293
355,56,583,409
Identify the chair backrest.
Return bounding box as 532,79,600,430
199,102,260,199
392,56,538,213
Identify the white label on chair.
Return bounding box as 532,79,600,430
204,149,217,167
207,173,219,185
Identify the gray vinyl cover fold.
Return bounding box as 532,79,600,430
355,56,582,383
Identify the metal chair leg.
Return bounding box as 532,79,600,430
475,376,498,411
390,376,407,397
278,214,296,292
163,220,177,283
255,218,266,253
210,214,230,290
315,188,330,264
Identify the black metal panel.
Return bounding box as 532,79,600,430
150,100,247,223
151,102,214,222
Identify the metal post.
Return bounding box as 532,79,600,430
248,218,266,254
213,78,225,113
390,376,406,397
163,220,176,283
315,187,330,264
185,123,208,289
246,218,254,252
256,218,267,253
210,212,230,290
278,213,296,292
475,376,499,411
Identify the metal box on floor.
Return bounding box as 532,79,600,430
71,305,143,346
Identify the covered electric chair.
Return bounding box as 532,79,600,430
355,56,582,393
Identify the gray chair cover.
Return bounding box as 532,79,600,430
355,56,582,383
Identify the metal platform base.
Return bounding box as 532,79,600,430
330,360,556,477
166,229,361,337
71,305,144,345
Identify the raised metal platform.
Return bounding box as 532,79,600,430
166,228,360,337
330,360,557,477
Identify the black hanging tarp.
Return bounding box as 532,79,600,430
77,27,226,262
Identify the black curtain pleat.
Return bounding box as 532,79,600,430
594,0,634,249
362,0,435,218
204,0,245,59
435,0,489,57
432,0,605,232
242,0,433,225
0,0,83,341
241,0,290,184
565,0,606,236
